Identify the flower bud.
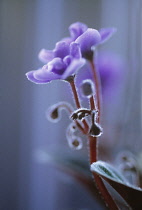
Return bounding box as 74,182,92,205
46,104,61,123
46,102,73,123
89,123,103,137
68,136,83,150
80,79,94,98
50,108,58,119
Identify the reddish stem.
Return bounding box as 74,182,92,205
69,78,80,109
68,70,118,209
89,60,119,209
89,95,96,111
89,136,119,210
69,78,89,133
90,60,101,123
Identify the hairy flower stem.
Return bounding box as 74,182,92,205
69,71,118,209
89,60,119,210
69,78,89,133
89,95,96,111
90,60,101,123
69,77,81,109
89,136,119,210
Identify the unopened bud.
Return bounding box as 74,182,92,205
89,123,103,137
46,104,61,123
81,79,94,98
50,108,58,119
68,136,83,150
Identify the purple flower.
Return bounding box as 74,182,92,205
26,41,85,84
66,22,116,60
97,52,123,95
75,28,101,60
74,26,116,60
38,22,116,63
68,22,88,41
26,22,117,84
76,52,123,98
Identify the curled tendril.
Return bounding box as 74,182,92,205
68,136,83,150
66,122,83,150
46,101,73,123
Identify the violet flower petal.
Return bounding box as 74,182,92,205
69,22,88,40
63,55,72,66
38,49,54,63
61,58,85,79
26,65,60,84
53,41,70,59
34,67,60,81
99,28,117,44
26,70,54,84
75,28,101,59
70,42,81,59
26,70,46,84
61,37,73,44
48,57,66,75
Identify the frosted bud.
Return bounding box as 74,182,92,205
80,79,95,98
46,102,73,123
89,123,103,137
68,136,83,150
46,104,61,123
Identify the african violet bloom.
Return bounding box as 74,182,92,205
26,22,116,84
39,22,116,62
68,22,117,45
26,41,85,84
64,22,116,60
76,52,123,98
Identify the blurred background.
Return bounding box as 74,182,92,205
1,0,142,209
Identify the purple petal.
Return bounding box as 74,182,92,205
61,58,85,79
70,42,81,59
69,22,88,40
38,49,54,63
99,28,117,44
63,55,72,66
48,58,66,75
26,66,60,84
53,41,70,59
61,36,73,44
75,28,101,58
26,70,51,84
